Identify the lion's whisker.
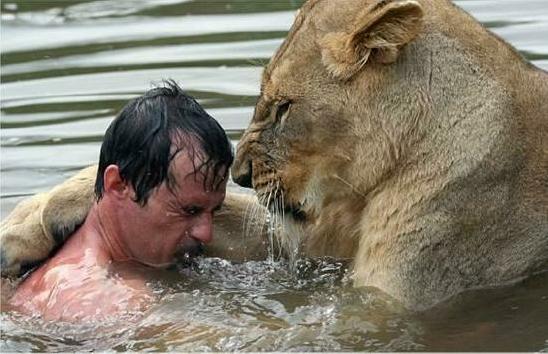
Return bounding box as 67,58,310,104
332,174,366,198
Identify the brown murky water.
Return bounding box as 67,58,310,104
1,0,547,351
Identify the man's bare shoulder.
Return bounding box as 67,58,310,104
9,240,154,321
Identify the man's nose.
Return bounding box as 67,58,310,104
190,214,214,244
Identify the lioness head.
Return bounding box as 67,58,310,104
232,0,424,247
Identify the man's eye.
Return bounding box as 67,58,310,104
184,206,202,216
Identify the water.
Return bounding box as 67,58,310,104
1,0,547,351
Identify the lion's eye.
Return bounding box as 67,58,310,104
275,100,291,123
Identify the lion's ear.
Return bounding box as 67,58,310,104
319,0,423,80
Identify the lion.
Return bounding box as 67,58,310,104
1,0,547,310
231,0,548,309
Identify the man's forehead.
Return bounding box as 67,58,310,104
169,150,228,190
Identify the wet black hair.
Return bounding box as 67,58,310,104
94,79,233,205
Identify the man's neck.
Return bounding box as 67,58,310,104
80,202,133,264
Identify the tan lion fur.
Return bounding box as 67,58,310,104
0,166,96,276
232,0,548,309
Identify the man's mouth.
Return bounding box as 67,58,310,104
175,243,204,267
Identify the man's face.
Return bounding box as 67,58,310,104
115,152,227,268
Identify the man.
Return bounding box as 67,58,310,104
8,81,234,321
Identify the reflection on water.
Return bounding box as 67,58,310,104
1,0,547,351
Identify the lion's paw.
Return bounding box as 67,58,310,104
0,194,54,276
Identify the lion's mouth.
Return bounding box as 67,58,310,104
255,177,308,223
262,192,307,223
282,203,307,222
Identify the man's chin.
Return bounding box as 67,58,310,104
128,243,204,270
138,259,177,269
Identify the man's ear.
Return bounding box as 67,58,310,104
103,165,130,199
319,0,423,80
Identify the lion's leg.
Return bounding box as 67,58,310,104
204,191,271,261
40,165,97,245
0,165,97,277
0,194,51,276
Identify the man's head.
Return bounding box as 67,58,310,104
94,80,233,267
95,80,233,204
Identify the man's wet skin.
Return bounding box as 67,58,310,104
9,152,227,322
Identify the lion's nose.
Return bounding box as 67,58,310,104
231,158,253,188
